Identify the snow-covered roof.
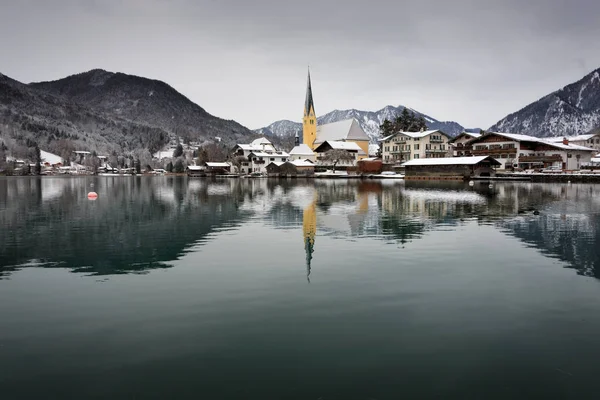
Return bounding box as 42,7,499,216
248,151,290,158
73,151,91,154
381,129,449,142
40,150,63,165
314,119,370,144
236,143,276,152
538,140,595,151
251,137,273,146
289,159,314,167
187,165,204,171
289,144,314,155
402,156,500,167
483,132,541,142
448,131,481,143
316,140,365,154
545,134,598,142
205,162,231,168
358,157,380,162
591,158,600,163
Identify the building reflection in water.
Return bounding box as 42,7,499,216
302,189,317,282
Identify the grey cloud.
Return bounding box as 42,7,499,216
1,0,599,129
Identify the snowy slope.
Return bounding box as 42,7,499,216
490,68,600,137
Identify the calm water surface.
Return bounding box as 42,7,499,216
1,176,600,399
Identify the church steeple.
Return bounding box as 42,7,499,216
302,67,317,149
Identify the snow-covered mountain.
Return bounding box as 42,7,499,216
256,105,476,142
490,68,600,137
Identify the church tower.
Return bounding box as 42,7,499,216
302,68,317,150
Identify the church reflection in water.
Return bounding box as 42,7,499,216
302,189,317,282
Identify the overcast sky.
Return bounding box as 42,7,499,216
1,0,599,130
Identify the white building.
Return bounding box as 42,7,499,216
289,143,316,162
233,137,281,174
466,132,595,170
313,140,366,168
380,129,451,164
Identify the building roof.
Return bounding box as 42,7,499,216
545,134,598,142
538,140,594,151
448,131,481,143
305,68,315,115
314,119,370,144
248,151,290,158
315,140,366,154
381,129,449,142
267,161,285,167
205,162,231,168
289,144,314,156
40,150,63,165
187,165,205,171
250,137,273,146
289,159,314,167
402,156,501,167
236,143,276,152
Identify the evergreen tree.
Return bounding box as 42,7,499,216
379,119,395,137
173,143,184,158
174,159,184,173
135,159,141,174
166,161,174,173
34,145,42,175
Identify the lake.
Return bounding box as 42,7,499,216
1,176,600,399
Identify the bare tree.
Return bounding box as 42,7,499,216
320,149,355,173
231,155,248,175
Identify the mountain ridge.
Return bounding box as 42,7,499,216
0,69,257,161
257,105,478,141
490,67,600,137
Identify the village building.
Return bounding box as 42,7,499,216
447,131,482,157
289,132,317,162
380,129,451,164
232,137,287,174
301,70,370,159
313,140,366,169
402,156,501,180
466,132,595,170
266,159,315,177
205,162,232,175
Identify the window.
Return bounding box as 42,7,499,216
567,153,572,158
414,154,419,159
270,158,275,161
414,144,419,150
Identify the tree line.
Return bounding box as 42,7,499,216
379,108,428,137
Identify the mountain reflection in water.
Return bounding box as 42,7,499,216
0,176,599,279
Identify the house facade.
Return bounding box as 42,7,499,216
314,140,366,168
380,129,451,164
447,132,481,157
232,137,284,174
466,132,595,170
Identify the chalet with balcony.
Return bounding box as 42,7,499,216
466,132,595,170
380,129,451,165
233,137,286,174
448,131,481,157
313,140,366,168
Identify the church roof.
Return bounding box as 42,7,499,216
305,69,315,115
289,144,314,155
314,118,370,144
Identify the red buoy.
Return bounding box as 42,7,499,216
87,191,98,200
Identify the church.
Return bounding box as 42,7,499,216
289,70,371,160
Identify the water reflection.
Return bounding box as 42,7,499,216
1,177,599,280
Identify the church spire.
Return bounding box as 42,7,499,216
302,67,317,149
304,67,315,117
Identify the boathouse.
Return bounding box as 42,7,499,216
401,156,501,180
